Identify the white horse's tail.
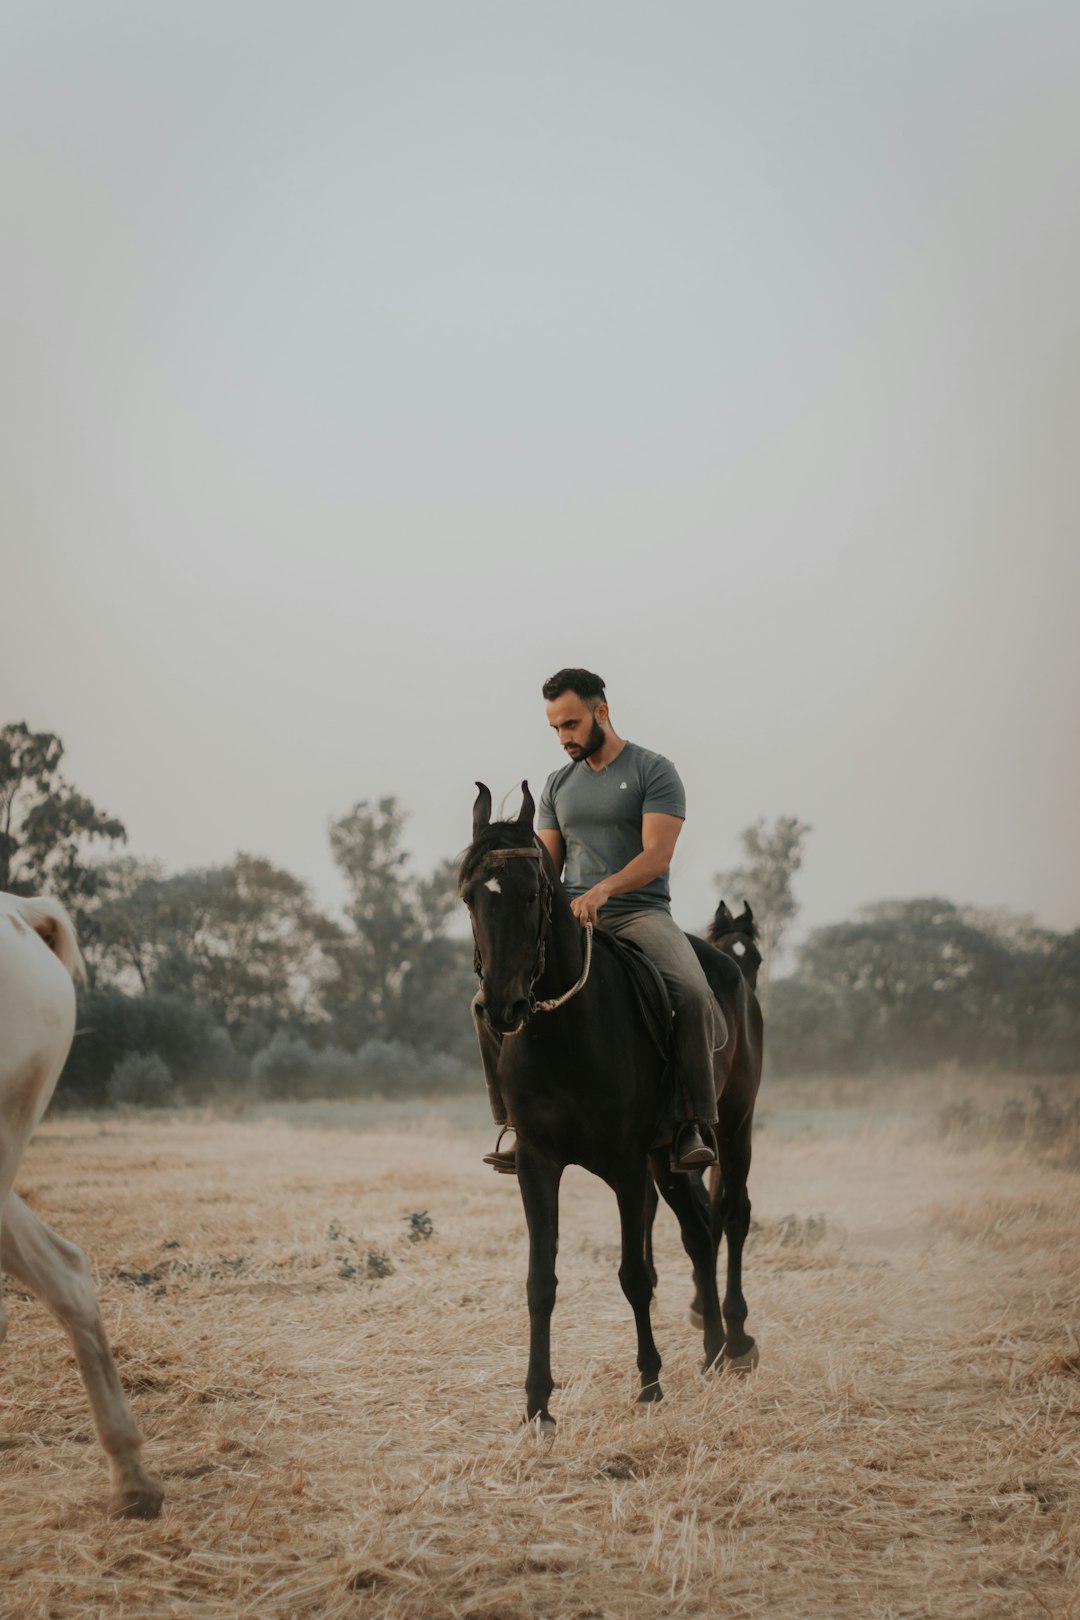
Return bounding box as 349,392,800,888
16,897,87,985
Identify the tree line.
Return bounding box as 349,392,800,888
2,723,476,1106
3,721,1077,1104
717,818,1080,1074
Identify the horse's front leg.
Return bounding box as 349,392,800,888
616,1171,663,1404
687,1166,717,1329
517,1145,563,1431
643,1175,659,1293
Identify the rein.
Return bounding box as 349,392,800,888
534,919,593,1013
472,845,594,1016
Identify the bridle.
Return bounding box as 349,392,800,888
469,844,594,1016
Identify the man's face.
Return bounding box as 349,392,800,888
546,693,607,762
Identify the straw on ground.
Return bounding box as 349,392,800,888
1,1089,1077,1619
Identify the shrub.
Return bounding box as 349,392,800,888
57,990,240,1109
352,1039,424,1094
421,1049,475,1095
248,1034,476,1101
106,1051,174,1109
250,1032,358,1100
352,1039,473,1096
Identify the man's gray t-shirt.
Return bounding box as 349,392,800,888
537,742,686,915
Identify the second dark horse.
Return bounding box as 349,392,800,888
461,782,762,1429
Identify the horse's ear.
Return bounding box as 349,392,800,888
517,780,536,830
741,901,754,924
716,899,734,924
472,783,492,839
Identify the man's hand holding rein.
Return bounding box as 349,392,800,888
570,884,614,927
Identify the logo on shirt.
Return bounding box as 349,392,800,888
620,782,628,789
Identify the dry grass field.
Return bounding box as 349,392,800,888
2,1082,1078,1619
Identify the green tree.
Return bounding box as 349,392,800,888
185,853,343,1037
714,815,811,990
80,856,173,991
86,852,342,1042
0,722,126,907
787,898,1070,1070
325,797,472,1050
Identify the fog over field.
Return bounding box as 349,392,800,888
1,1,1078,942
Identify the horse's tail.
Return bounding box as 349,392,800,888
16,897,87,985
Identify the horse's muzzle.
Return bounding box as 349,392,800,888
478,997,530,1035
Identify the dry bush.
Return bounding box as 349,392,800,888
938,1083,1080,1173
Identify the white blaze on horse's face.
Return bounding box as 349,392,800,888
733,940,746,957
485,877,502,894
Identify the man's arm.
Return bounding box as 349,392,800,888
536,827,565,874
569,812,683,926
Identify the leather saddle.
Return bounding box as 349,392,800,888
592,930,672,1060
594,929,730,1053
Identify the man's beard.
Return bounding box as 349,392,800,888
567,717,606,761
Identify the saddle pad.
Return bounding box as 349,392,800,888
593,929,672,1060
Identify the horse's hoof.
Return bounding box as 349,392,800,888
723,1342,760,1377
636,1382,663,1405
524,1414,556,1438
688,1306,704,1331
109,1477,164,1520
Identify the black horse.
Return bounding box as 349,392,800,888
461,782,761,1429
666,898,765,1330
703,900,762,991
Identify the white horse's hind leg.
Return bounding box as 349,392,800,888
0,1130,31,1355
0,1192,163,1518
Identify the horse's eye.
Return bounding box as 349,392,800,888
525,891,538,906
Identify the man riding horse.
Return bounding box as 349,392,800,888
476,667,723,1175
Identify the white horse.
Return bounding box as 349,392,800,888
0,891,163,1518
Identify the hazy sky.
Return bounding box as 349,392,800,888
2,1,1078,946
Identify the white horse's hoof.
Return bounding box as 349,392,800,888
109,1476,165,1519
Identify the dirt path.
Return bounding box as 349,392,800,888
1,1110,1077,1618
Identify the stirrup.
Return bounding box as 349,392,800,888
482,1125,518,1175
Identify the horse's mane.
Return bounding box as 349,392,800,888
458,822,541,889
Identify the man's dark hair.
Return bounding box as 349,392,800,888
541,668,607,706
